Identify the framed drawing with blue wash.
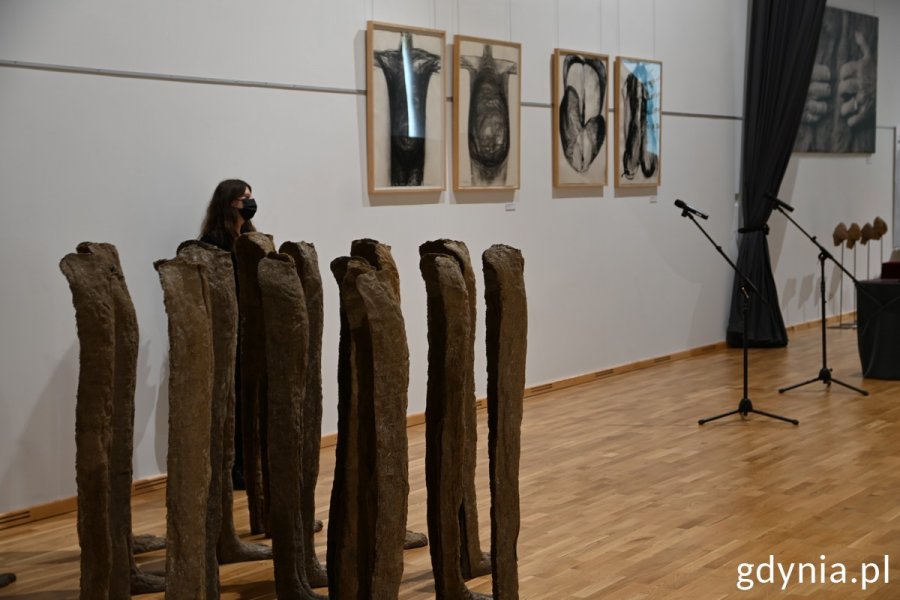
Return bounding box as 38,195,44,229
453,35,521,191
614,56,662,188
552,49,609,188
367,21,446,194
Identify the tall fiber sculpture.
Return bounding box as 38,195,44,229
63,243,168,598
60,248,116,599
420,252,491,600
279,242,328,588
234,232,276,535
350,238,428,551
177,241,271,589
420,240,491,579
328,257,410,598
258,253,324,600
483,245,527,599
85,242,166,597
155,257,214,600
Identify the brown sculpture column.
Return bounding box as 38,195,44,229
328,258,411,598
60,249,115,600
234,232,276,535
279,241,328,588
155,258,214,600
258,253,324,600
350,238,428,551
420,253,490,600
174,242,225,597
81,242,166,597
420,240,491,579
483,245,527,600
350,238,401,298
352,268,410,597
176,241,273,570
327,257,373,600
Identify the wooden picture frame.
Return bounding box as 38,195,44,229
366,21,446,194
614,56,662,188
453,34,521,191
552,49,610,188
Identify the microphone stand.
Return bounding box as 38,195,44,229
678,208,799,425
770,204,868,396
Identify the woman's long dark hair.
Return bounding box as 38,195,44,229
199,179,257,250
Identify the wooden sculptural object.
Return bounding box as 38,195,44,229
483,245,527,600
349,238,429,551
328,257,411,598
846,223,861,250
420,252,491,600
234,232,277,535
258,253,325,600
60,248,116,600
873,216,888,240
177,241,271,592
419,240,491,580
82,242,166,597
832,223,848,247
60,242,166,598
279,241,328,588
62,243,168,598
327,257,366,599
155,257,214,600
861,223,874,245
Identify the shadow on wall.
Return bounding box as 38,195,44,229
0,343,78,511
782,278,798,313
799,273,816,310
828,263,842,306
780,273,816,323
153,354,170,471
133,339,168,475
0,338,171,512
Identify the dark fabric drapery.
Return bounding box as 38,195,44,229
726,0,827,347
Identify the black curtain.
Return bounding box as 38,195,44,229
726,0,826,347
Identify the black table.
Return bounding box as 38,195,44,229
856,279,900,379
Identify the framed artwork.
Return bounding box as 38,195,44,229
366,21,446,194
794,7,878,154
552,49,609,188
453,35,521,191
614,56,662,188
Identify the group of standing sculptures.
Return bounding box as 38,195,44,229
60,235,527,599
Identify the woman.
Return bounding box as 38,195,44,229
200,179,257,251
199,178,257,490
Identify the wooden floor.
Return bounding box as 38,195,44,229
2,325,899,599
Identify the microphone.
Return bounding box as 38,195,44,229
765,192,794,212
674,199,709,220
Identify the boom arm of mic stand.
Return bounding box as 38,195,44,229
773,205,879,305
685,212,766,305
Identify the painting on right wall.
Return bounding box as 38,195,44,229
615,56,662,188
795,7,878,154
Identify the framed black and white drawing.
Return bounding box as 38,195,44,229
552,49,609,188
367,21,446,194
794,7,878,154
614,56,662,188
453,35,521,191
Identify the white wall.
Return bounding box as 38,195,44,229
0,0,893,512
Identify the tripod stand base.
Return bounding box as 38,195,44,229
778,368,868,396
698,398,799,426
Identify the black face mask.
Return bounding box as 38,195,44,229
239,198,257,221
